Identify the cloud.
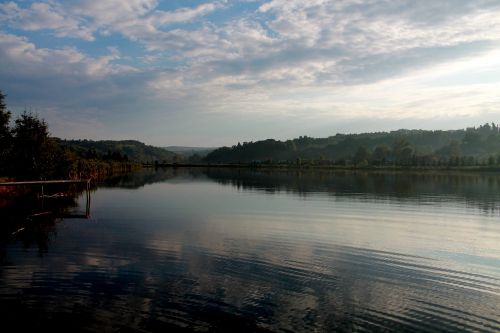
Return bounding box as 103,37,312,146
0,32,135,78
0,1,221,43
0,1,94,40
138,0,500,96
153,2,220,26
256,0,500,56
1,0,500,144
0,31,151,139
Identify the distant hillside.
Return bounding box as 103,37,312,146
205,123,500,166
165,146,216,157
58,139,178,163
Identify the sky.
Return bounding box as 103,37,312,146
1,0,500,146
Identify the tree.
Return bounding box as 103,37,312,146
488,155,495,166
0,90,12,174
12,112,57,179
462,131,482,155
372,144,390,166
436,140,461,158
0,90,9,131
392,139,413,165
354,146,371,166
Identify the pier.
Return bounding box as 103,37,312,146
0,179,92,218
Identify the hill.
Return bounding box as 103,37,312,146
58,139,178,163
164,146,216,158
205,123,500,167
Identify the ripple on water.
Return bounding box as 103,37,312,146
2,170,500,332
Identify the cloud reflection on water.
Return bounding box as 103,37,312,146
1,168,500,331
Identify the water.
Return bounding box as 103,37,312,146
1,168,500,332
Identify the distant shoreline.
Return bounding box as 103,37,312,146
144,163,500,173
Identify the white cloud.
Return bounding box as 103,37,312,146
138,0,500,97
0,1,220,43
0,1,94,40
1,0,500,143
153,2,219,26
69,0,158,40
0,32,135,78
257,0,500,54
148,45,500,124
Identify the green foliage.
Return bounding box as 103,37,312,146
11,112,55,179
205,123,500,167
354,146,372,166
372,145,390,166
57,139,177,163
392,139,413,165
0,89,145,180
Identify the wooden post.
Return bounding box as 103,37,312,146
86,179,91,218
41,184,44,209
0,179,93,219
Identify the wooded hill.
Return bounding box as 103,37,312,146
164,146,216,158
58,139,178,163
205,124,500,167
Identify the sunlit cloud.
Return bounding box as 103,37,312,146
0,0,500,145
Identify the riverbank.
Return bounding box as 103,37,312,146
145,163,500,173
0,161,141,205
68,160,142,180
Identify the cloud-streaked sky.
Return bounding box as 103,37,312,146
1,0,500,146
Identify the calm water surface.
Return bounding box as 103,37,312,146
1,169,500,332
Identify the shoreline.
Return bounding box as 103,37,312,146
144,163,500,173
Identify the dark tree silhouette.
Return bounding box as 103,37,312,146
0,90,12,174
12,112,57,179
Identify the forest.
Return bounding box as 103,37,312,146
0,91,175,180
58,139,177,164
4,85,500,181
205,125,500,168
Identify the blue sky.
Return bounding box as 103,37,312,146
1,0,500,146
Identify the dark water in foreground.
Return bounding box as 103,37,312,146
1,168,500,332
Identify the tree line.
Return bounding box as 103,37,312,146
205,125,500,168
0,91,137,180
58,139,177,164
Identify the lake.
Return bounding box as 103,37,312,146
1,168,500,332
